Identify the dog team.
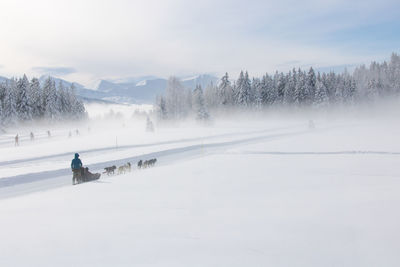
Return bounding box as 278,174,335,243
137,158,157,169
103,159,157,176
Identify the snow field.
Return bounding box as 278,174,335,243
1,116,400,266
1,146,400,266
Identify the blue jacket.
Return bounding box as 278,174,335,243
71,154,82,170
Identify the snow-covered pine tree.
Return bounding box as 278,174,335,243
260,73,275,106
29,77,43,119
165,76,187,119
314,77,329,108
0,82,6,124
388,53,400,93
348,78,357,104
3,79,18,125
366,78,379,101
57,81,69,118
204,82,219,110
65,83,76,117
283,71,295,105
259,74,269,106
334,75,345,103
293,70,302,105
252,78,262,109
16,74,32,121
305,67,316,104
218,73,233,106
155,95,168,120
276,72,286,104
234,71,244,105
68,84,86,119
192,85,209,121
341,73,356,104
184,87,192,118
42,77,59,121
237,71,252,106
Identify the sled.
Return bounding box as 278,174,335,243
81,172,101,183
73,168,101,185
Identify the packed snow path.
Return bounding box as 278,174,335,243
0,124,314,198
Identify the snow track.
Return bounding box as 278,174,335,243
0,125,313,199
0,125,296,167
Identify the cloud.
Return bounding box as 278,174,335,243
32,66,76,76
0,0,399,86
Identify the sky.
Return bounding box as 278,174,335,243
0,0,399,88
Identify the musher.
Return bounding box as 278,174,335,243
71,153,83,185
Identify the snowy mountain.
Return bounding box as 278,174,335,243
96,74,218,104
39,75,111,103
181,74,218,89
0,76,8,83
97,78,167,104
0,74,218,105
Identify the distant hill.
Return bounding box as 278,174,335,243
1,74,219,105
39,75,111,102
0,76,9,83
96,74,218,104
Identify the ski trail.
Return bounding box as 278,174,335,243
0,127,313,199
0,125,299,167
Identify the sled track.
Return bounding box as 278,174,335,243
0,125,300,167
0,125,340,199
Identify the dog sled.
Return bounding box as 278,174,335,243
73,167,101,185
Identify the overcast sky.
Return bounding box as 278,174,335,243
0,0,399,87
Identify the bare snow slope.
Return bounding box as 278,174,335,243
1,118,400,266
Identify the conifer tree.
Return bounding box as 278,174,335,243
305,67,316,104
30,78,43,118
204,82,219,110
218,73,233,106
155,95,168,120
42,77,59,120
16,74,32,121
3,79,18,125
314,78,329,108
237,71,252,106
192,85,209,120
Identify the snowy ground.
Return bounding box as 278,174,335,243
1,108,400,266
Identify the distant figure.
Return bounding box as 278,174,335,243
14,134,19,146
87,127,91,133
76,129,80,135
68,131,72,138
47,130,51,138
146,117,154,132
30,132,34,141
71,153,83,185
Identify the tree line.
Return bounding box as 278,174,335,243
0,75,86,126
155,53,400,120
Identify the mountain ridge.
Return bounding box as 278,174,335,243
0,74,218,104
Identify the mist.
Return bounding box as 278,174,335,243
2,1,400,264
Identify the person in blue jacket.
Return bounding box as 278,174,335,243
71,153,83,185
